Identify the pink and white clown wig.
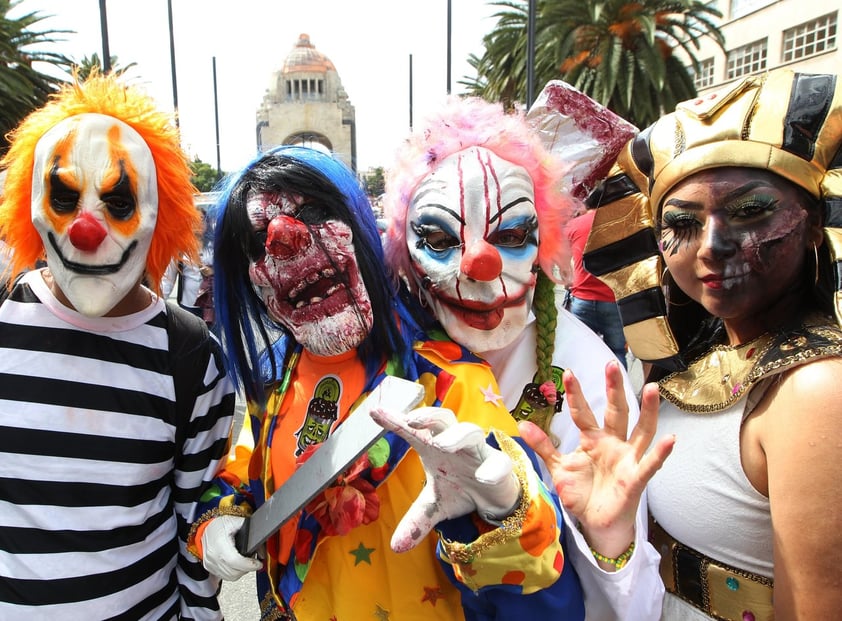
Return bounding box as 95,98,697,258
383,96,578,290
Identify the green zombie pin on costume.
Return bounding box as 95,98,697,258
295,376,341,455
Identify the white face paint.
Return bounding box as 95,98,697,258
31,113,158,316
246,191,373,356
406,147,539,353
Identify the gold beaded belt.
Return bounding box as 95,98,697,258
649,517,774,621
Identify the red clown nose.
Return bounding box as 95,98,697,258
67,213,107,252
460,240,502,281
266,214,311,259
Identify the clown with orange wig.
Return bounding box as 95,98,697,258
0,74,235,619
382,93,674,620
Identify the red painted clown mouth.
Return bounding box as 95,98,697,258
436,291,530,330
432,287,530,331
445,303,505,330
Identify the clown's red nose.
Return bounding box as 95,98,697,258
266,214,311,259
68,213,107,252
460,240,502,281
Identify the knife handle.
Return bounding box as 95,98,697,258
234,517,252,556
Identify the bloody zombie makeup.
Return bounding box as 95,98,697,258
660,168,815,341
246,190,373,356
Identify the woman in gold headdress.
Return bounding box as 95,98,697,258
579,68,842,620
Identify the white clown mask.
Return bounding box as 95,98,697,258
31,113,158,317
406,146,539,352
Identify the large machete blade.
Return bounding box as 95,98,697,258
235,375,425,555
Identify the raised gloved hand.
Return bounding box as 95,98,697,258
200,515,263,581
370,406,521,553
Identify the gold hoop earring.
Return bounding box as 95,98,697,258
661,263,691,307
813,242,820,286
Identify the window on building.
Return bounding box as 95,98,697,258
691,58,716,89
730,0,775,20
726,39,767,80
782,12,837,62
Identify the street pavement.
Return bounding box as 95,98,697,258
219,572,259,620
217,400,261,620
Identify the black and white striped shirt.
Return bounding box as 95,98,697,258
0,270,235,620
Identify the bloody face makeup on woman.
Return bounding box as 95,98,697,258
660,167,819,343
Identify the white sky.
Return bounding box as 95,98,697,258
15,0,502,173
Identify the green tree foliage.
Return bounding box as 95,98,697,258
73,53,137,81
0,0,72,153
463,0,724,128
190,157,223,192
362,166,385,198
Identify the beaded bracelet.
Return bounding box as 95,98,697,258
590,541,636,570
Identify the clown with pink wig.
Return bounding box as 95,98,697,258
383,89,674,620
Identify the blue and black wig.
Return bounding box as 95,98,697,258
211,145,423,405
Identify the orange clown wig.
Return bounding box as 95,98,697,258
0,72,201,292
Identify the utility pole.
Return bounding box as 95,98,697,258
409,54,414,130
446,0,452,94
167,0,179,128
212,57,221,180
98,0,111,72
526,0,536,107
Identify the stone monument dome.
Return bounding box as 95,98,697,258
256,34,356,170
282,34,336,74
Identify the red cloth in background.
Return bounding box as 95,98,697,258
566,210,617,302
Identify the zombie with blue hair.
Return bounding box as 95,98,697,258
186,145,594,619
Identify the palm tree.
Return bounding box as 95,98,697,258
73,52,137,81
0,0,72,153
462,0,724,128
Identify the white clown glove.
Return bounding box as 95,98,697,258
370,406,521,553
200,515,263,581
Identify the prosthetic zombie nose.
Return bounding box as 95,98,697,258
68,213,107,252
266,214,311,259
461,239,502,281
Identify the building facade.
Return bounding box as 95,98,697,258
256,34,357,171
688,0,839,94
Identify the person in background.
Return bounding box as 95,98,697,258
195,208,216,327
187,145,597,620
382,94,673,620
0,73,235,619
565,205,627,368
161,256,204,316
583,68,842,620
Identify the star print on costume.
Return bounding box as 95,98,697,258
350,541,375,565
480,383,503,405
374,603,391,620
421,585,444,606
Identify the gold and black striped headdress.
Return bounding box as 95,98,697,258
583,69,842,371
